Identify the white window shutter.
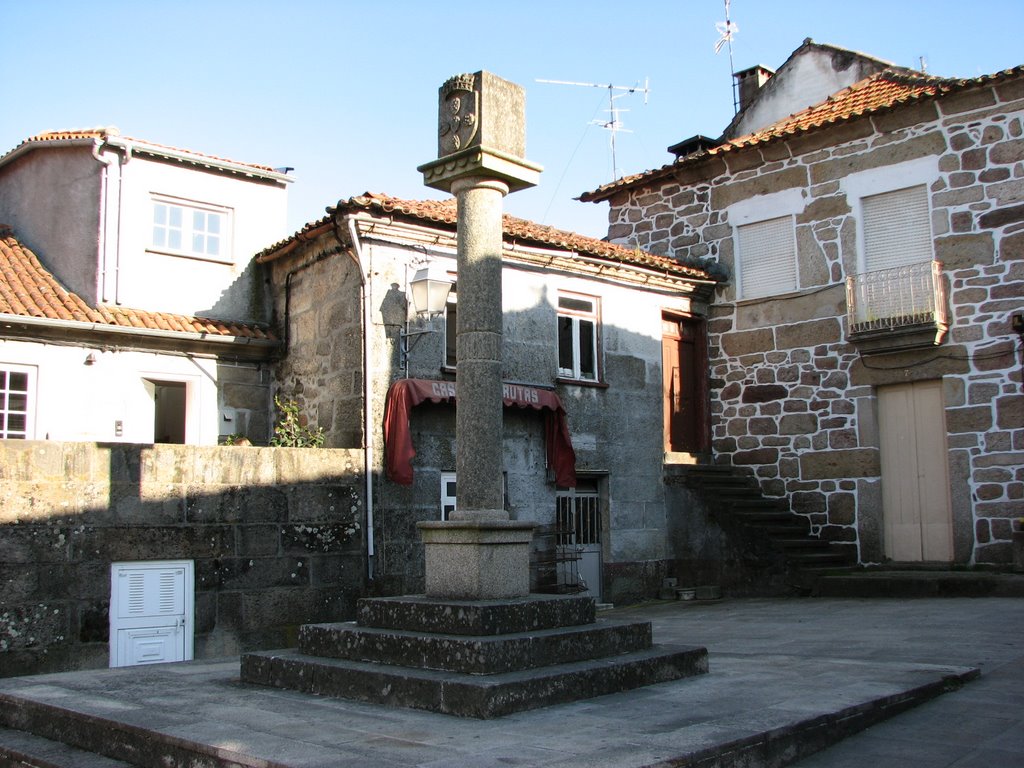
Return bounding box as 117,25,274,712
862,185,932,271
737,215,797,299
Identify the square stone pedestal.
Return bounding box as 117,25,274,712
418,520,534,599
241,594,708,718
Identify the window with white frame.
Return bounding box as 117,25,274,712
443,285,457,369
736,215,798,299
151,199,230,262
557,293,599,382
440,472,457,520
0,364,35,439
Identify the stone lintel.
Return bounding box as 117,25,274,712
418,146,542,194
418,520,535,599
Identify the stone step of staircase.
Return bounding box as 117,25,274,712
298,617,654,674
241,642,710,719
240,593,708,719
0,726,134,768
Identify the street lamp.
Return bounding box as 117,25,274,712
409,263,453,317
400,262,453,373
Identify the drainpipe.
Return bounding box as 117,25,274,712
91,139,115,304
346,215,376,582
91,137,131,305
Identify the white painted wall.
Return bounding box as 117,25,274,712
0,338,220,445
108,151,287,320
730,47,889,138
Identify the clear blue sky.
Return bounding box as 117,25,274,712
3,1,1022,241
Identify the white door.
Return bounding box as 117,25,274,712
878,381,953,562
110,561,194,668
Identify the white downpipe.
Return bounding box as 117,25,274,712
91,140,115,303
347,216,376,580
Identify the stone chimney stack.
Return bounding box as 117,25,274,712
733,64,775,111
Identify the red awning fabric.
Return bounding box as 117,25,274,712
383,378,577,487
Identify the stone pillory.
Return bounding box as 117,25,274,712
420,71,541,194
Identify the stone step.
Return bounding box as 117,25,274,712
775,538,836,550
0,726,134,768
299,617,653,674
241,642,709,719
0,694,278,768
784,551,854,566
813,570,1024,598
355,593,595,635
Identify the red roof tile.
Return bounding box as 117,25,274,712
0,226,276,341
581,65,1024,202
258,192,717,281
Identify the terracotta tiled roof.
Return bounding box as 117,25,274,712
257,192,717,281
2,127,282,176
0,226,276,341
580,65,1024,202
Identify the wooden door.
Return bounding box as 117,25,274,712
878,381,953,562
662,315,706,453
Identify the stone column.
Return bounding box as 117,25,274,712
450,176,507,523
417,72,542,600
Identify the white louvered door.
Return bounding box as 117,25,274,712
110,561,193,667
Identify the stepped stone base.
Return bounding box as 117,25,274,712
240,594,708,718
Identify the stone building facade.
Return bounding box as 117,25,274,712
257,193,718,604
582,42,1024,566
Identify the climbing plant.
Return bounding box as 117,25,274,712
270,396,325,448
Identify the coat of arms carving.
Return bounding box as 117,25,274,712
438,74,479,155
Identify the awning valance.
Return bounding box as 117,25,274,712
383,378,576,487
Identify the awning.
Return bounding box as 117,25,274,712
383,378,576,487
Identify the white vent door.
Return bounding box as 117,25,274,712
110,561,194,668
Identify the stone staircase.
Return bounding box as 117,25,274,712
670,464,856,584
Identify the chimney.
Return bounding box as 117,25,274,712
733,65,775,111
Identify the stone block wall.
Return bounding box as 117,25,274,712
0,441,365,677
604,78,1024,565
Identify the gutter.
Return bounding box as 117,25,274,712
1,135,293,186
0,312,280,355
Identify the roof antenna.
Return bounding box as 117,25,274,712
715,0,740,114
536,77,650,180
919,56,928,73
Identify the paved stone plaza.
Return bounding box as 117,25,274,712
2,596,1022,766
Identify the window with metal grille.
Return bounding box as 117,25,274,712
736,215,797,299
555,481,601,547
0,365,34,439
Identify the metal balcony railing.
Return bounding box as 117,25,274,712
845,260,947,334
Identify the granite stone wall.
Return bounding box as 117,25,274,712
0,441,365,677
604,79,1024,565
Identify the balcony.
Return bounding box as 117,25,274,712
845,260,948,353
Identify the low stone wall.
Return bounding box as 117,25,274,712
0,441,365,677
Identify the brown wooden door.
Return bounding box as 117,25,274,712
662,315,706,453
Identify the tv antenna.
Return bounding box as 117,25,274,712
536,77,650,180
